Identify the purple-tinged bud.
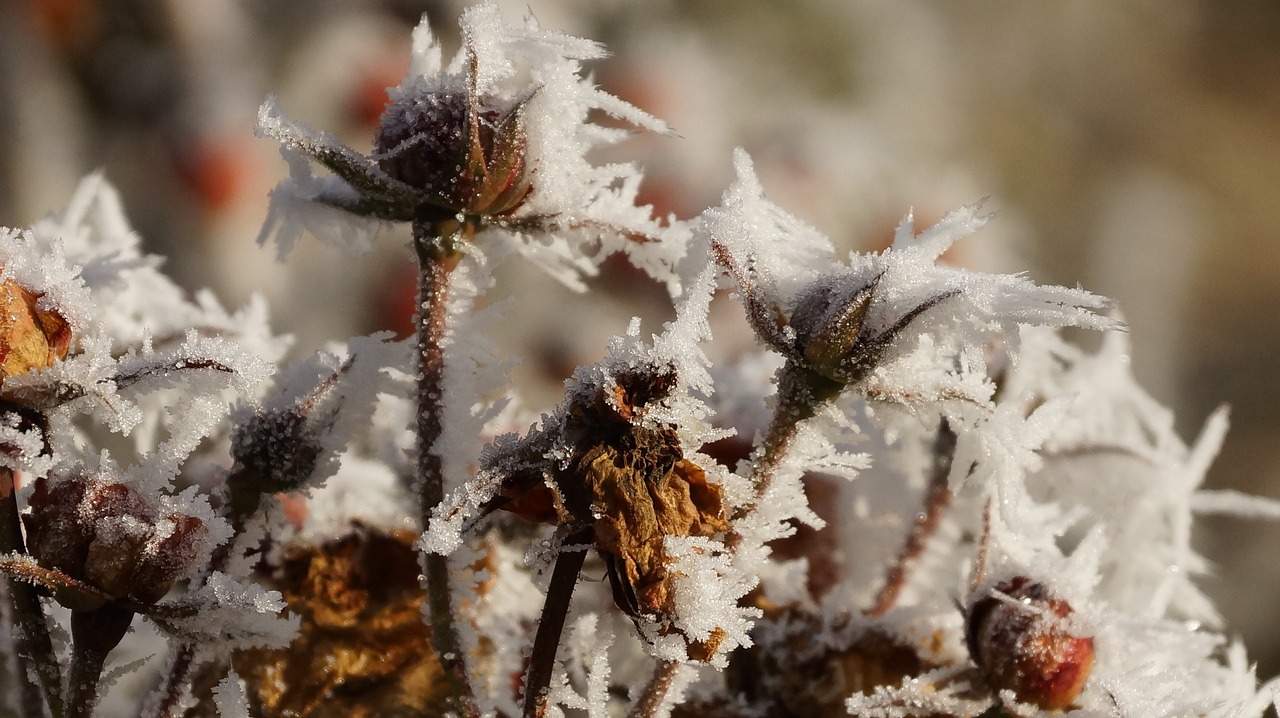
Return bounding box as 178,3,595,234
373,88,532,220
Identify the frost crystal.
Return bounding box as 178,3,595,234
2,6,1277,718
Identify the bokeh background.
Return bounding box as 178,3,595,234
3,0,1279,682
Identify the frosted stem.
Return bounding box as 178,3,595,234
413,217,478,718
731,360,836,528
521,530,591,718
867,420,957,616
67,605,133,718
0,468,65,718
627,660,683,718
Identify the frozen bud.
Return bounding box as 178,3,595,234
228,405,324,513
24,476,209,607
787,272,955,388
0,275,72,380
373,88,532,221
965,577,1095,711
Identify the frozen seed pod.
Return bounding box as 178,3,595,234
965,577,1095,711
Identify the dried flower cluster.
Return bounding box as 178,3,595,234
1,4,1278,718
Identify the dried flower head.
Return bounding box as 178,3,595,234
490,364,730,647
23,474,210,608
686,610,939,718
965,577,1095,711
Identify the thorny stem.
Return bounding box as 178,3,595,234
67,604,134,718
627,660,685,718
0,468,65,718
866,420,958,617
521,530,591,718
413,216,479,718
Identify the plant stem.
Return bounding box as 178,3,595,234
146,646,196,718
67,604,134,718
413,216,478,718
627,660,685,718
0,468,65,718
729,361,835,529
521,530,591,718
866,420,957,617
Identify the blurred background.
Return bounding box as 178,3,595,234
2,0,1279,680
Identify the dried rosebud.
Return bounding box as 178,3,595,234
374,87,532,223
23,475,209,607
965,577,1095,711
0,275,72,380
228,405,325,514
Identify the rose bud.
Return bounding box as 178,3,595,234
227,404,325,516
965,577,1095,711
374,86,532,223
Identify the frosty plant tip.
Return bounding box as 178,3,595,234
4,3,1280,718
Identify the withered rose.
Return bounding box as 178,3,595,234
235,527,449,718
486,366,730,657
23,475,209,609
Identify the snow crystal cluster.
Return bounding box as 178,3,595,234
1,4,1277,718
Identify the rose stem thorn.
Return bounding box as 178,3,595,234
522,529,592,718
0,468,65,718
867,419,957,617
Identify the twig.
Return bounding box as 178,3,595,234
413,216,479,718
521,530,592,718
867,420,957,617
728,361,833,529
0,468,64,718
627,660,684,718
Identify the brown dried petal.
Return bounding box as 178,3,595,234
589,440,729,618
0,277,72,380
236,528,449,718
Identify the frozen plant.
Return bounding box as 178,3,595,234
1,4,1279,718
